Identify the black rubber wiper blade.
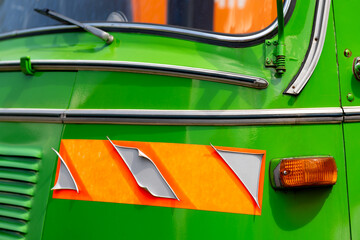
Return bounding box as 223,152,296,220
34,8,114,44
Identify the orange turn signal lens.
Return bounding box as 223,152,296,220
272,156,337,188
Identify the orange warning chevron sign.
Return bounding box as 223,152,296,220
53,139,266,215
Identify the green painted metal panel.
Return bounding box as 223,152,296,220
0,0,340,110
0,217,28,234
0,230,25,240
0,40,75,238
0,0,352,239
65,3,339,111
333,0,360,107
0,146,42,159
0,180,34,196
41,123,350,240
0,157,39,171
342,123,360,239
0,0,314,76
333,0,360,239
0,193,32,208
0,205,30,221
0,123,64,240
0,168,37,183
0,72,75,109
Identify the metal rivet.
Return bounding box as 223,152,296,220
283,170,289,175
344,49,352,58
347,93,354,102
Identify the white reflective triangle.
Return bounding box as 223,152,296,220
107,137,178,200
211,144,263,208
51,148,79,193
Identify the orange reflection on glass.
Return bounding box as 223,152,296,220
214,0,279,34
131,0,167,24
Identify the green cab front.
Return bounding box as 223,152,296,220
0,0,356,239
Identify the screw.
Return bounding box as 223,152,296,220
344,49,352,58
283,170,289,175
347,93,354,102
266,58,271,64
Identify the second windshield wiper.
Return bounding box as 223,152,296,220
34,8,114,44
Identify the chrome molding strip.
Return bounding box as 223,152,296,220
0,107,343,125
0,108,63,123
0,60,268,89
343,107,360,122
0,0,291,44
65,108,342,119
62,116,342,126
284,0,331,95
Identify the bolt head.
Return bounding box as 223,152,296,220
347,93,354,102
344,49,352,58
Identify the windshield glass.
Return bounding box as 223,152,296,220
0,0,280,35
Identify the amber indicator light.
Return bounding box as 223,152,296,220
279,157,337,188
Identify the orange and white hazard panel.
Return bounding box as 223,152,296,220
52,139,266,215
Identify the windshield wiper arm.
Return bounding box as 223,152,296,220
34,8,114,44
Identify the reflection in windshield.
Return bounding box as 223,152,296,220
0,0,279,35
214,0,278,34
0,0,132,33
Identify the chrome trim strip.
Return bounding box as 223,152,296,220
342,106,360,116
0,60,269,89
0,107,343,125
0,108,63,123
0,0,291,43
273,163,282,188
0,108,64,116
284,0,330,95
0,61,20,71
342,106,360,122
62,116,343,126
65,107,343,119
343,116,360,123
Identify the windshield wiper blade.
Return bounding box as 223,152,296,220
34,8,114,44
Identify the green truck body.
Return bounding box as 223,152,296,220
0,0,358,239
